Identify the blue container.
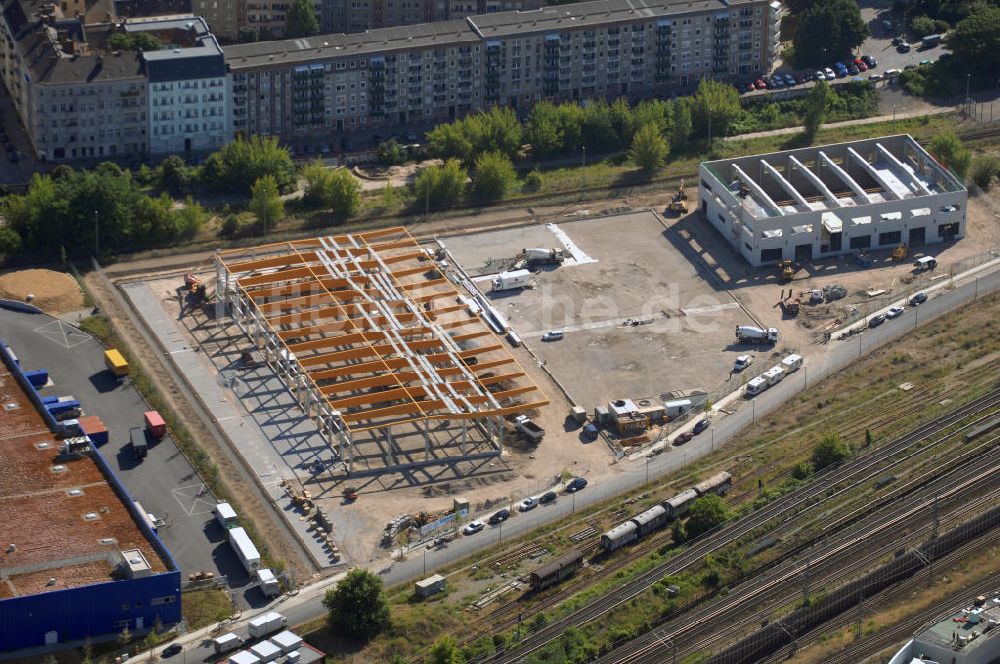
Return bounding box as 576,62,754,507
24,369,49,388
47,399,80,416
40,395,59,405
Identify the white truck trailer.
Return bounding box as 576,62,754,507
228,526,261,573
491,269,532,292
735,325,779,344
214,502,239,529
213,633,244,655
247,611,287,639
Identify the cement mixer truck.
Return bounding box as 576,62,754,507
736,325,779,344
521,247,565,266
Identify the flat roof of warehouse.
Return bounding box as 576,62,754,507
0,365,169,597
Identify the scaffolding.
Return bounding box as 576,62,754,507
215,227,548,476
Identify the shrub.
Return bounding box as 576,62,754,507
910,15,937,38
469,151,516,202
523,169,544,192
970,155,1000,190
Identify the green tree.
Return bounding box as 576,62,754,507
325,168,363,219
629,123,669,173
157,155,193,195
791,461,814,480
376,139,407,167
466,107,522,159
812,433,852,470
250,175,284,234
928,132,971,178
670,518,688,544
910,15,937,37
413,159,468,211
947,6,1000,77
237,26,258,42
671,98,693,151
427,121,475,163
429,635,464,664
117,626,132,649
685,493,729,538
132,32,162,51
201,136,296,194
0,225,22,256
524,102,565,158
322,568,390,641
469,151,516,201
285,0,319,37
691,79,743,140
793,0,869,68
802,80,831,140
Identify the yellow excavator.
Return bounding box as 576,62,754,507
777,259,800,282
667,179,689,215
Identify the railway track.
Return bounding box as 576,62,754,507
477,388,1000,663
604,445,1000,664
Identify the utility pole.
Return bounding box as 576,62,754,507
94,210,100,257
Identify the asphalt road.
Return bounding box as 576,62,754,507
163,264,1000,662
0,309,264,607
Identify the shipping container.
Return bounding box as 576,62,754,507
78,415,109,446
144,410,166,439
24,369,48,388
250,641,281,663
104,349,129,377
270,631,303,654
130,426,148,460
780,354,802,373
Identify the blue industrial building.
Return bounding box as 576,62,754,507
0,342,181,652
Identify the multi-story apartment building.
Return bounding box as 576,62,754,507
225,0,780,142
188,0,241,40
0,0,232,161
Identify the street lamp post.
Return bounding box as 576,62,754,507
94,210,99,257
966,73,972,116
707,107,713,146
645,456,650,485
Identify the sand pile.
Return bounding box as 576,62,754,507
0,269,85,314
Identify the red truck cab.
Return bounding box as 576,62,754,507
144,410,166,439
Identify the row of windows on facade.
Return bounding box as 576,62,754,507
152,95,226,105
153,121,226,135
154,108,226,119
50,115,145,127
44,127,145,143
151,80,225,91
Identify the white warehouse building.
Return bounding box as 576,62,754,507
697,134,966,267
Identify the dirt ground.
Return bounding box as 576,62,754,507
0,269,83,314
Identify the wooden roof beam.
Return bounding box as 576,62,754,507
289,326,434,354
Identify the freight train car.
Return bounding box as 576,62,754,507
664,488,700,520
693,471,732,497
600,521,640,552
529,549,584,591
632,504,668,536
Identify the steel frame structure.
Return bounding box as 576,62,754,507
215,227,547,476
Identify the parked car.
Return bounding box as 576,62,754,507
919,59,933,66
539,490,558,504
161,644,183,659
674,431,694,445
885,68,901,79
823,67,836,80
783,73,796,86
488,508,511,524
518,497,538,512
868,313,886,327
869,73,884,82
744,82,756,93
814,70,826,82
768,76,782,89
862,54,877,68
904,63,917,70
897,42,911,53
581,423,600,440
754,78,766,89
886,305,905,319
856,61,868,72
794,72,807,84
541,330,565,342
566,477,588,493
881,19,894,31
910,292,928,306
463,520,485,535
693,419,710,435
733,353,754,372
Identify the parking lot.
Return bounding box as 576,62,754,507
441,212,755,411
0,308,266,608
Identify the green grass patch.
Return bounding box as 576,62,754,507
181,588,233,630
